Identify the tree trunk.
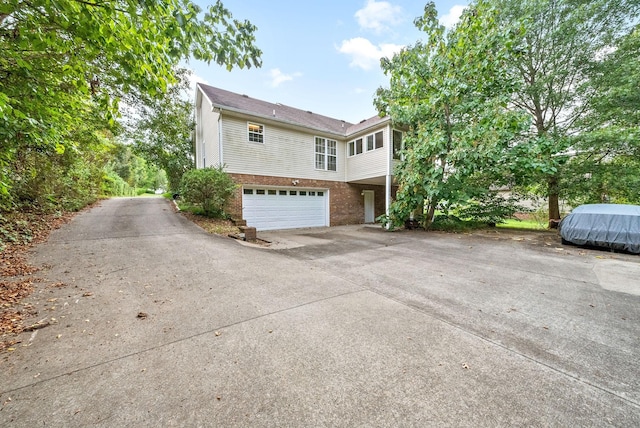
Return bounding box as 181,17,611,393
424,202,436,230
548,175,560,228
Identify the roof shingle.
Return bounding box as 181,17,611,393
198,83,387,137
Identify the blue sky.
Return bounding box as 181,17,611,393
190,0,470,123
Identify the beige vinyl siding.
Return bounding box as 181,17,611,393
221,116,347,181
197,95,220,168
345,127,389,182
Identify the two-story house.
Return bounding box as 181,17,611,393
195,83,402,231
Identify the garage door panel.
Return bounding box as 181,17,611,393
242,188,328,231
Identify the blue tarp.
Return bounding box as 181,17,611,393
559,204,640,254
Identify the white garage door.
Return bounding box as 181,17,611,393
242,187,328,231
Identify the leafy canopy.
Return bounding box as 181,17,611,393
495,0,640,219
375,0,528,228
0,0,261,210
128,68,196,192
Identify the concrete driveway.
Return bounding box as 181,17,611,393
1,197,639,427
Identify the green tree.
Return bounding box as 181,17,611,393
180,167,236,218
561,24,640,206
8,104,113,211
129,68,196,192
375,1,528,228
0,0,261,210
496,0,639,223
104,143,157,193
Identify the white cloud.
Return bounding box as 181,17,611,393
337,37,403,70
439,5,467,28
188,72,209,92
268,68,302,87
355,0,403,33
176,70,209,101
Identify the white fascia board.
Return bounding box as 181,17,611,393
196,84,214,111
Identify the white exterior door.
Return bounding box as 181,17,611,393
364,190,375,223
242,187,328,231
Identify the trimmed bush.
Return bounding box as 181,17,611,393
179,167,236,218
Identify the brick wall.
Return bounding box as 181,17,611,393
226,173,392,226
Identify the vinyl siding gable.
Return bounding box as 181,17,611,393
221,115,346,182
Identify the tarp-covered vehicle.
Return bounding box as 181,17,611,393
559,204,640,254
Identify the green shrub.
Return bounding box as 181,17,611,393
429,214,485,232
455,193,525,226
179,167,236,218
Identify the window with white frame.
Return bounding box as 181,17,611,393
315,137,337,171
366,134,374,151
393,129,403,159
374,131,383,149
348,130,384,157
248,122,264,143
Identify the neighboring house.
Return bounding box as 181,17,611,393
195,83,403,231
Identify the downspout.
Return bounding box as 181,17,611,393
385,123,392,230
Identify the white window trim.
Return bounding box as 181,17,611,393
347,130,384,157
392,128,404,160
314,136,337,172
247,121,265,144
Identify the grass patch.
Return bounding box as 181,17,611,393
421,214,549,232
429,217,486,232
497,219,548,231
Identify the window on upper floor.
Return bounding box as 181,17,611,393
375,131,383,149
393,129,403,160
348,130,384,157
366,135,374,151
355,138,363,155
248,122,264,143
315,137,337,171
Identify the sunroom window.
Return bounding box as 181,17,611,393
375,131,384,149
393,129,403,159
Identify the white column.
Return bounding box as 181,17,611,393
385,123,393,229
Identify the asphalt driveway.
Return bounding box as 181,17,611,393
1,197,639,427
